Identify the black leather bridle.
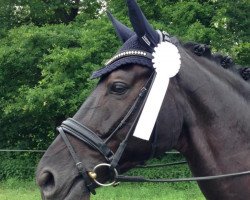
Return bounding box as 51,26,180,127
57,67,250,195
57,72,156,194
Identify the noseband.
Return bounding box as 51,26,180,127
57,72,156,194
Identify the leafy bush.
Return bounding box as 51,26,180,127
0,153,41,180
0,18,119,151
0,17,121,179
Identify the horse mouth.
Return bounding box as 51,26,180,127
64,177,90,200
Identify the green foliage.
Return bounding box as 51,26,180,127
0,18,119,151
0,153,40,180
0,0,103,36
0,17,120,179
108,0,249,64
231,42,250,66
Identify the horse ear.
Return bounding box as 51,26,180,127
107,11,135,43
126,0,159,47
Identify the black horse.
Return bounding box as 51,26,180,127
36,0,250,199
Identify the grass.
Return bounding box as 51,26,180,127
0,178,205,200
0,179,40,200
92,183,205,200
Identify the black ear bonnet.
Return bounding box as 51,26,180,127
91,0,170,79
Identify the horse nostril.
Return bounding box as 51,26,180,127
37,171,55,193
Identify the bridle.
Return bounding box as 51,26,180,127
57,71,156,194
57,64,250,195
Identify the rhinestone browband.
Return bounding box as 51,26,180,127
105,50,153,65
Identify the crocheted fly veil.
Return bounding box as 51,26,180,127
91,0,165,79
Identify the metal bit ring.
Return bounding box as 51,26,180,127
91,163,118,187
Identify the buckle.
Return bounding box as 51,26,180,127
76,162,84,171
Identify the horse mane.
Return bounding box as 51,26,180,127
183,42,250,82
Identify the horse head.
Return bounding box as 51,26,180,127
36,1,183,199
36,1,250,200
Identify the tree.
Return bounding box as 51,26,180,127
0,18,120,150
108,0,249,65
0,0,104,34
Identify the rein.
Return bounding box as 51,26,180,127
115,170,250,183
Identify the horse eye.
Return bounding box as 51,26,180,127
110,82,128,95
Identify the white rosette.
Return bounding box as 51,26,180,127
152,41,181,77
133,41,181,140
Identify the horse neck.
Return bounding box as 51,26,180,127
174,49,250,199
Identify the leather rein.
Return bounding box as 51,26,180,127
57,71,250,195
